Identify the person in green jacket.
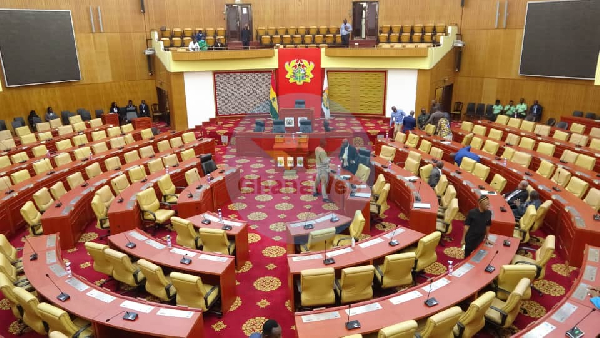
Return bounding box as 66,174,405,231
492,100,503,115
504,100,516,117
516,98,527,118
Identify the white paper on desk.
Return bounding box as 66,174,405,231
421,278,450,293
353,192,371,198
451,263,474,277
551,302,577,323
65,278,89,292
389,290,423,305
344,302,382,316
440,141,451,145
156,308,194,318
301,311,341,323
384,228,405,239
413,203,431,209
523,322,556,338
479,190,496,195
326,247,353,258
198,254,228,262
405,176,419,181
205,214,242,227
86,289,116,303
355,184,367,188
120,300,154,313
170,248,197,257
359,237,384,248
145,239,166,250
292,254,323,262
129,231,147,241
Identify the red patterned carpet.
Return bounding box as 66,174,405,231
0,122,578,337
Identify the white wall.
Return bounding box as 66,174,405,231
385,69,418,117
184,71,215,128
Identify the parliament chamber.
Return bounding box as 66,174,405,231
1,0,600,337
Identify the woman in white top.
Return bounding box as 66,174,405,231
188,37,199,51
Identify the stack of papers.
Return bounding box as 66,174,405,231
157,308,194,318
421,278,450,293
86,289,116,303
344,302,382,315
325,247,353,258
198,254,228,262
550,302,577,323
145,239,166,250
389,290,422,305
291,254,323,262
358,238,383,248
170,248,197,257
120,300,154,313
523,322,555,338
129,231,148,241
301,311,341,323
451,263,474,277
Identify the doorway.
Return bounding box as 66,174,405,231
352,1,378,39
155,87,169,125
439,84,453,113
225,4,253,42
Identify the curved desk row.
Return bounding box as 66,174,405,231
294,234,518,337
109,229,237,314
515,245,600,337
327,163,373,234
411,131,600,266
560,116,600,134
22,234,205,338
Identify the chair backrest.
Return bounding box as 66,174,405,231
11,169,31,184
109,136,126,149
378,320,418,338
574,153,595,171
372,174,386,196
533,124,550,136
355,163,370,182
92,141,108,155
157,140,170,153
15,125,31,137
473,163,490,181
107,126,121,137
439,184,455,210
13,286,46,334
470,137,483,150
69,115,82,124
482,140,499,155
91,130,107,141
121,123,134,134
424,124,436,135
490,174,507,193
104,248,143,286
507,118,521,129
414,232,441,271
518,137,535,150
347,210,366,239
300,267,336,307
394,131,406,143
33,158,53,175
429,147,443,159
419,306,462,338
536,142,555,156
532,200,552,232
536,160,555,179
111,174,130,194
49,118,62,129
95,185,115,208
520,120,535,132
590,127,600,139
137,259,173,301
84,162,101,179
66,172,84,190
510,151,532,168
171,217,200,249
140,128,154,140
590,138,600,151
199,228,230,254
496,265,536,300
553,130,569,141
551,167,572,187
419,164,433,182
163,154,179,168
181,148,196,161
339,265,375,303
72,134,89,146
185,168,201,185
455,291,496,337
38,301,85,336
560,149,578,164
405,133,419,148
570,133,588,147
124,150,140,163
182,132,196,143
139,145,155,159
584,187,600,211
20,133,37,145
169,271,210,310
505,133,520,146
33,187,54,211
472,125,486,136
158,174,176,196
461,121,474,132
404,158,419,175
379,252,416,289
72,122,86,132
570,122,585,134
418,139,432,153
104,156,122,171
0,137,15,151
10,153,29,166
128,165,147,183
379,145,396,161
147,158,164,174
89,118,102,128
565,176,589,198
49,182,67,200
32,144,48,158
487,128,502,141
84,242,113,276
57,125,73,136
170,137,184,148
459,157,476,172
495,115,509,125
0,155,11,169
73,146,91,160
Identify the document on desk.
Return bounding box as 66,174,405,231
120,300,154,313
389,290,423,305
413,203,431,209
46,250,57,264
344,302,382,316
440,141,452,145
583,266,597,282
65,278,89,292
589,248,600,262
405,176,419,181
86,289,116,303
198,254,228,262
384,228,405,239
145,239,166,250
421,278,450,293
157,308,194,318
359,237,384,248
451,263,474,277
550,302,577,323
205,214,243,226
170,248,197,257
291,254,323,262
48,264,67,277
46,234,56,248
479,190,497,195
289,221,315,228
523,322,555,338
129,231,148,241
353,192,371,198
572,283,589,301
326,247,353,258
301,311,341,323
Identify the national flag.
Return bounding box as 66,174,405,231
322,71,330,119
269,71,279,119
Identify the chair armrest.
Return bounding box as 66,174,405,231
99,217,109,229
489,305,508,326
165,283,175,299
455,321,465,338
227,242,235,255
133,269,143,284
175,186,187,192
161,193,178,203
334,279,341,293
513,260,541,278
141,210,157,221
73,322,92,338
301,244,309,252
374,265,384,281
204,285,220,309
295,279,302,293
334,236,350,246
520,246,536,252
194,237,202,250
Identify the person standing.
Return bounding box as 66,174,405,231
340,19,352,47
428,161,444,188
402,111,417,132
429,100,439,115
339,138,357,174
313,139,331,202
426,108,445,126
139,100,149,118
528,100,543,122
504,100,516,118
417,108,430,130
241,24,251,49
390,106,405,135
516,98,527,119
436,114,453,140
462,196,492,257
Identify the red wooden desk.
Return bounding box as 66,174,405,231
234,131,352,158
287,226,423,310
23,234,205,338
272,137,309,169
132,117,152,130
327,163,372,234
285,212,352,254
294,235,518,337
109,229,236,314
560,116,600,134
101,113,120,126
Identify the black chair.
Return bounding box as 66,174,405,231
61,111,71,125
11,121,22,131
31,117,42,131
525,115,535,122
465,102,476,119
125,111,138,123
585,112,597,120
484,105,494,121
13,117,26,127
0,120,6,131
295,100,305,108
546,118,556,126
80,111,92,121
475,103,486,118
572,111,583,117
299,119,312,133
76,108,86,115
95,109,104,118
273,120,286,133
556,121,568,130
323,120,332,132
254,120,265,132
151,127,159,135
200,154,217,175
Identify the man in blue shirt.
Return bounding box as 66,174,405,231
389,106,405,126
402,111,416,132
453,146,481,166
250,319,281,338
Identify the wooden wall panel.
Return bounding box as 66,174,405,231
167,72,188,131
416,49,457,113
328,71,386,115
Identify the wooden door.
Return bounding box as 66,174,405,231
366,2,378,38
226,5,240,41
352,2,364,39
352,2,378,39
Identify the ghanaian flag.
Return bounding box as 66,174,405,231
269,71,279,119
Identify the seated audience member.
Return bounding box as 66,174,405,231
504,180,529,209
504,100,516,117
417,108,429,130
436,114,452,140
513,190,541,219
339,138,357,174
188,37,200,51
45,107,58,122
214,40,224,50
453,146,481,166
402,110,416,132
126,100,137,113
195,30,204,42
428,161,444,188
249,319,281,338
27,110,40,131
110,102,119,114
528,100,543,122
516,98,527,118
492,99,503,116
139,100,150,118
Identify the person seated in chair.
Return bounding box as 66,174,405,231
109,102,119,114
338,138,357,174
45,107,58,122
516,98,527,119
492,99,503,117
504,180,529,210
504,100,516,117
27,110,40,131
139,100,150,118
126,100,137,113
428,161,444,188
513,190,541,219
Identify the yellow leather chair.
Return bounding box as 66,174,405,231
570,122,585,134
459,157,476,172
469,137,483,150
147,158,164,174
420,164,433,182
36,122,51,132
138,259,176,301
91,195,110,234
57,125,73,136
33,158,53,175
181,148,196,161
335,265,375,304
163,153,179,168
495,115,509,125
11,169,30,184
590,138,600,151
0,234,17,262
128,165,147,183
405,134,419,148
518,137,535,150
32,145,48,158
121,123,134,134
482,140,499,155
372,174,386,201
172,217,201,249
157,140,170,153
534,124,550,137
199,228,235,255
185,168,201,185
69,115,82,124
0,176,11,194
85,162,102,179
511,235,555,280
170,271,220,311
170,137,184,148
500,147,515,161
574,154,595,171
513,205,536,243
66,172,84,190
531,200,552,232
437,184,456,215
378,320,418,338
15,126,31,137
436,198,458,243
430,147,443,159
37,302,93,337
33,187,54,212
158,174,180,205
553,130,569,141
89,118,102,128
520,120,535,133
104,156,122,171
536,142,555,156
419,139,432,153
510,151,532,168
404,158,419,175
584,187,600,211
140,128,154,140
300,227,335,253
407,232,441,272
417,306,462,338
505,133,520,146
109,136,126,149
11,152,29,164
299,267,336,308
494,265,536,301
72,134,88,147
49,119,62,129
551,166,571,187
379,145,396,162
0,155,10,168
84,242,113,276
591,127,600,139
72,120,85,132
104,248,145,287
73,147,92,161
355,164,370,183
453,291,495,338
370,183,390,217
434,175,449,199
507,118,521,129
472,125,486,136
0,273,23,324
139,145,155,159
394,131,406,143
424,124,436,135
460,121,474,132
484,278,529,328
374,252,415,289
137,187,175,231
565,176,589,198
124,134,135,145
0,137,15,151
487,128,503,141
20,201,43,236
107,126,121,138
92,142,108,154
570,133,589,147
407,151,422,163
182,132,196,143
110,174,130,195
333,210,365,246
50,182,67,200
14,287,46,334
124,150,140,163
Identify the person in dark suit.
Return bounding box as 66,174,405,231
126,100,137,113
27,110,40,131
241,24,251,49
109,102,119,114
402,111,416,132
139,100,149,118
528,100,543,122
504,180,529,209
339,138,357,173
462,196,492,257
513,190,541,219
45,107,58,122
428,161,443,188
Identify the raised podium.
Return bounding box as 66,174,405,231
279,107,314,133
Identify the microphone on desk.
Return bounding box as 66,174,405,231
45,273,70,302
106,310,126,322
424,277,438,307
180,253,192,265
566,309,595,338
23,236,38,261
81,179,88,188
123,233,137,249
389,227,400,247
303,205,313,230
345,303,361,330
323,238,335,265
485,250,500,273
201,213,211,225
106,310,138,322
117,192,124,203
415,180,422,202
